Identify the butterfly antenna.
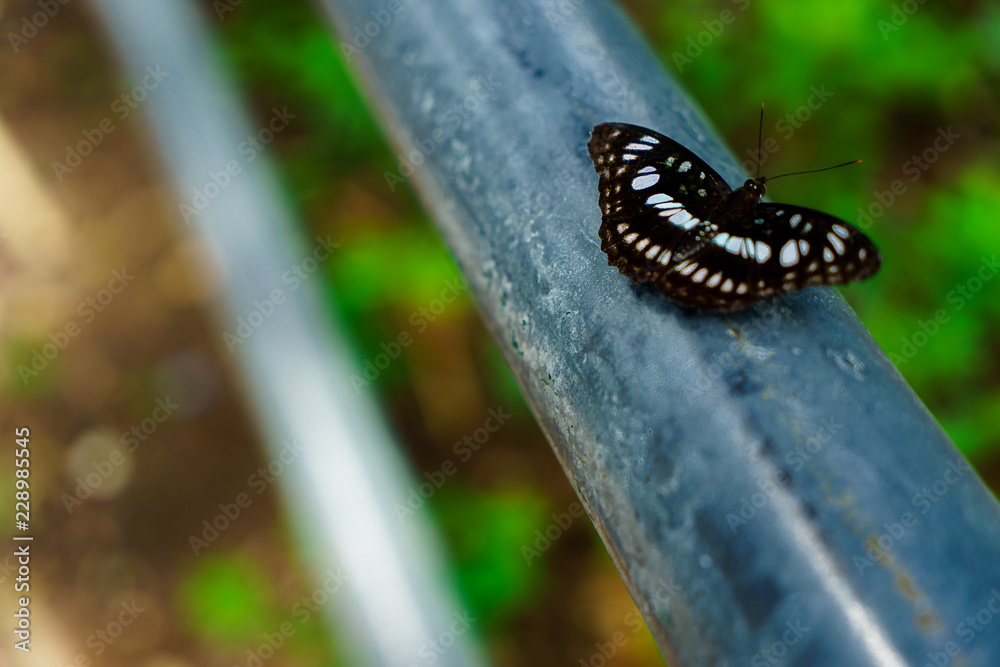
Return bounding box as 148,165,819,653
766,159,862,183
756,103,764,181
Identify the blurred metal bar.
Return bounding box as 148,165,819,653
316,0,1000,664
88,2,486,666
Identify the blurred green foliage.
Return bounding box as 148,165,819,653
200,0,999,662
433,487,549,628
180,551,337,663
180,555,274,643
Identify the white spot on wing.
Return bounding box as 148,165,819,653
640,135,659,144
780,240,799,266
798,240,810,254
827,233,846,254
713,233,730,246
726,236,744,254
617,223,629,233
823,247,835,261
736,283,748,294
646,193,671,205
638,166,656,174
632,173,660,190
790,214,802,228
833,224,849,239
679,262,698,275
706,272,722,288
667,209,694,227
721,278,734,292
635,238,650,251
678,161,692,172
625,142,653,151
755,242,771,262
622,154,636,161
624,233,639,243
692,268,709,282
658,250,672,265
859,248,867,260
646,244,660,259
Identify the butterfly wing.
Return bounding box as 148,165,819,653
588,123,732,282
655,203,881,311
753,203,881,287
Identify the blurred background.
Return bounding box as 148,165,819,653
0,0,997,665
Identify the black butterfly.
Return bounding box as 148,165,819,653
587,122,881,311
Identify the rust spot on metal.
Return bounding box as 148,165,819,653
916,611,943,633
895,573,919,600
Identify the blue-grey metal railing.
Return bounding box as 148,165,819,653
88,1,487,666
316,0,1000,664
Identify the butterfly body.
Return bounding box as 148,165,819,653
588,123,881,312
718,180,766,226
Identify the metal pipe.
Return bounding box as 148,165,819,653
88,1,486,665
316,0,1000,664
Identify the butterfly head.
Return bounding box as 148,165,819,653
743,178,767,200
